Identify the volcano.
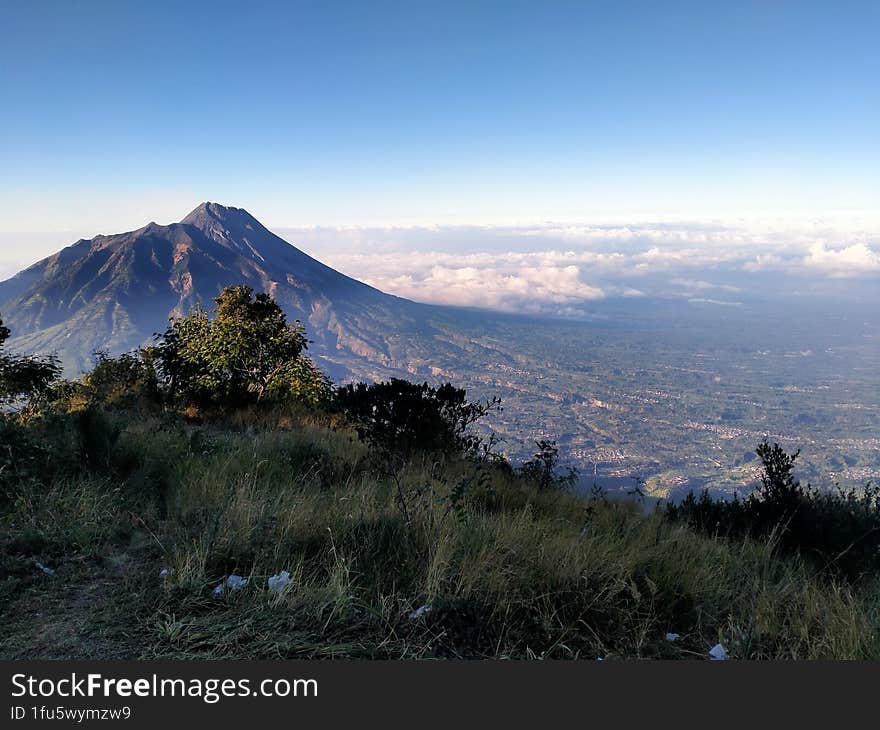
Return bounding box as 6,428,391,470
0,202,458,378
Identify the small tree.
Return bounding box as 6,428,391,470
755,441,801,504
0,314,62,406
518,439,577,491
748,441,805,528
154,286,330,407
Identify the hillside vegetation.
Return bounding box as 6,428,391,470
1,288,878,660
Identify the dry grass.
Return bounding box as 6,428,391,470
2,410,878,659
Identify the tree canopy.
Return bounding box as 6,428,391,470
334,378,501,458
154,285,330,406
0,315,62,405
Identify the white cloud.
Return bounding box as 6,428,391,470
671,278,742,293
303,219,879,311
361,262,605,315
802,242,880,277
687,298,744,307
742,253,784,272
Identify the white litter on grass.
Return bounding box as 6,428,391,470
409,604,432,621
35,561,55,576
226,575,247,590
665,632,681,642
709,643,729,660
159,568,174,578
213,574,248,596
268,570,291,592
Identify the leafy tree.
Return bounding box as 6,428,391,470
154,286,330,406
0,314,62,405
334,378,501,458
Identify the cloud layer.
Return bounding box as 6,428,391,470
281,219,880,314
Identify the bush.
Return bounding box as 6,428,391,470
0,416,46,505
0,407,122,500
83,350,160,408
333,379,500,460
517,439,577,491
666,441,880,581
0,314,62,406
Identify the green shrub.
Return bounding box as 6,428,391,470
517,439,577,491
666,441,880,582
0,416,46,505
0,314,62,406
83,350,161,408
333,378,501,460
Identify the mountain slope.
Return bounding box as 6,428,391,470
0,203,459,377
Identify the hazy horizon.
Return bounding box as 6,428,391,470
3,208,878,316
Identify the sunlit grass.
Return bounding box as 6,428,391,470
2,410,878,660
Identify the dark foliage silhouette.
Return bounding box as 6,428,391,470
667,441,880,581
334,378,500,459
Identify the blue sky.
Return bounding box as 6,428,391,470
2,1,878,226
1,1,878,284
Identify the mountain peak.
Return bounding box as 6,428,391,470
0,201,403,376
181,201,251,227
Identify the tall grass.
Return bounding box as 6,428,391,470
2,409,878,659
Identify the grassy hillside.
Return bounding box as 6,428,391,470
2,406,878,660
2,291,878,660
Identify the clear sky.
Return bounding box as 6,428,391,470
1,1,878,239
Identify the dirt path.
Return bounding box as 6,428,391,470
0,552,147,659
